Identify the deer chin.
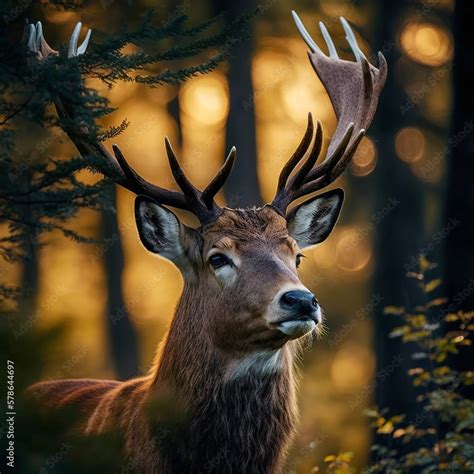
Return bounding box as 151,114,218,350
276,318,317,339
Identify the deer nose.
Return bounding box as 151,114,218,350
280,290,319,320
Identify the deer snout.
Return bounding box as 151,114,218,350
279,290,319,321
269,289,321,340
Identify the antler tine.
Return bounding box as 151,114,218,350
329,128,366,178
270,12,386,215
305,122,355,182
293,128,365,200
55,95,189,208
289,120,323,190
201,147,236,208
272,115,323,212
165,137,230,223
164,137,205,207
276,112,314,194
340,17,366,63
111,145,188,209
291,11,321,54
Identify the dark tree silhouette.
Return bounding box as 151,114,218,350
443,0,474,378
371,0,431,444
103,192,139,380
214,0,261,206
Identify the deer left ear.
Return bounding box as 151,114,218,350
287,189,344,249
134,196,184,261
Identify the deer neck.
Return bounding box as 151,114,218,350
147,282,299,472
152,281,298,389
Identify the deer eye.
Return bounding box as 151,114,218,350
208,253,231,269
296,253,304,268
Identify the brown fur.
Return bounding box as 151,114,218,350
28,207,314,473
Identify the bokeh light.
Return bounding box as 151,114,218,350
180,73,229,127
336,227,372,272
395,127,425,163
331,345,374,392
400,22,453,66
351,137,377,176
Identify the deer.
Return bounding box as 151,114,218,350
26,11,386,474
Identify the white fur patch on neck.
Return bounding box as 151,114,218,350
226,350,282,380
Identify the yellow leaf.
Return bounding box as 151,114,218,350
337,452,354,463
425,279,441,292
419,255,430,272
376,417,386,427
434,366,450,376
444,313,459,322
427,297,448,308
393,428,406,438
324,455,336,463
377,421,394,434
408,315,427,328
408,368,424,375
391,415,405,424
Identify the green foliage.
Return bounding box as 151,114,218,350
321,258,474,473
0,2,252,303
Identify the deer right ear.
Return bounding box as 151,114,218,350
135,196,185,261
287,188,344,249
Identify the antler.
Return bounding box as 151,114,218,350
25,21,236,225
271,13,387,214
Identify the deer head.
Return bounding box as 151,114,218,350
26,14,386,355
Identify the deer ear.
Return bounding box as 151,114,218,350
287,189,344,249
135,196,185,261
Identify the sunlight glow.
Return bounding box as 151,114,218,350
336,228,372,272
180,74,229,126
400,22,453,66
351,137,377,177
395,127,425,163
331,345,374,392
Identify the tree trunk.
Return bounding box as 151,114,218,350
371,0,431,444
103,188,139,380
18,231,38,318
443,0,474,376
18,177,39,318
214,0,261,207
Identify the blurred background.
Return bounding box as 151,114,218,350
2,0,472,472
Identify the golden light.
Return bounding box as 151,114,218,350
410,155,444,184
281,85,330,124
351,137,377,176
258,124,309,201
400,22,453,66
421,81,452,124
331,345,374,392
180,74,229,127
336,227,372,272
313,240,337,269
395,127,425,163
252,49,293,90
